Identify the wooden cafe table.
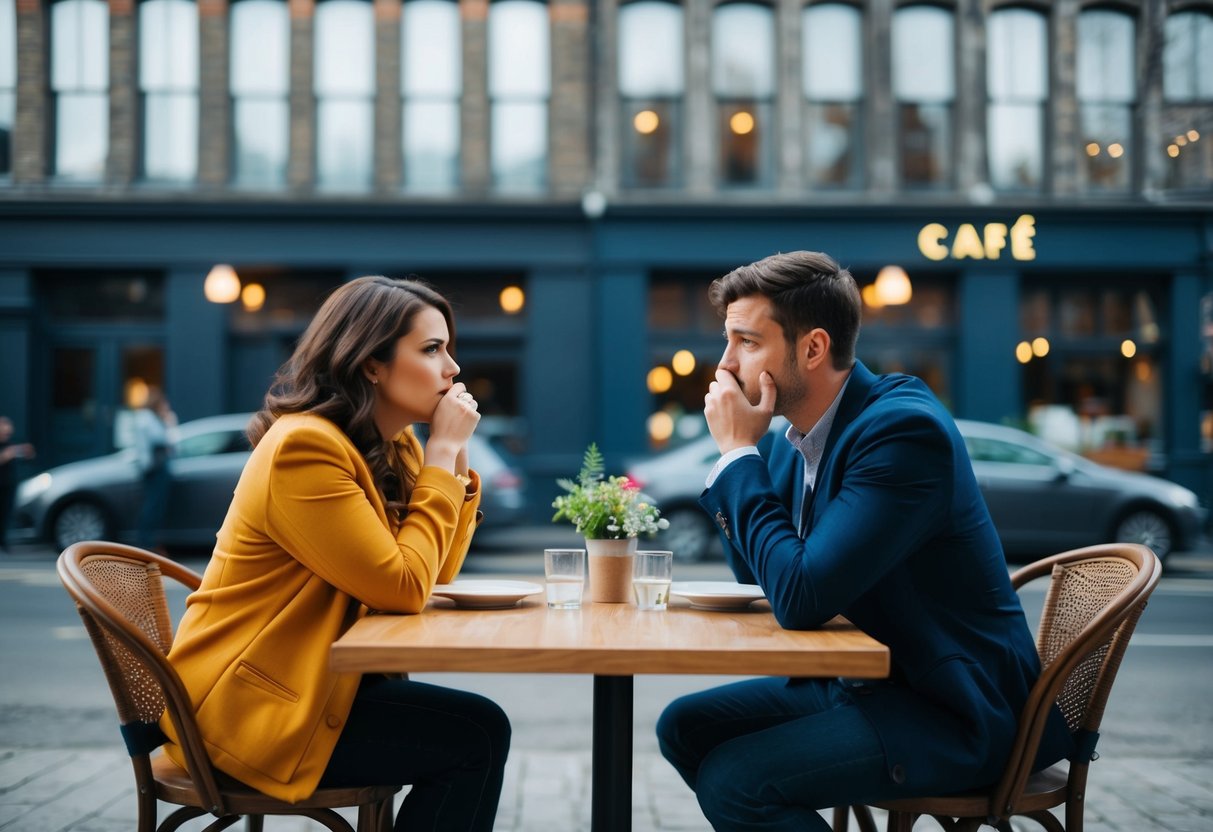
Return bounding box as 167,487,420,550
330,587,890,832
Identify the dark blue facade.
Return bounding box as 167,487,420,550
1,201,1210,515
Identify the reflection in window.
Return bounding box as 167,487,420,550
803,3,863,188
1077,10,1135,192
315,0,375,191
231,0,289,188
1,0,14,177
489,0,550,192
893,5,954,188
1161,11,1213,191
987,8,1047,191
139,0,198,181
51,0,109,180
403,0,461,192
713,2,774,187
619,0,683,188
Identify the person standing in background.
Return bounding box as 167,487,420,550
132,390,177,551
0,416,36,553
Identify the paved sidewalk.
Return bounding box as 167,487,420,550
1,747,1209,831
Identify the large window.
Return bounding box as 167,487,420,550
230,0,289,188
51,0,109,180
892,5,954,189
489,0,549,192
618,0,684,188
315,0,375,191
0,0,13,177
1020,281,1165,470
987,7,1047,191
1161,10,1212,191
802,2,863,188
712,1,775,187
139,0,198,182
1077,9,1135,192
402,0,461,192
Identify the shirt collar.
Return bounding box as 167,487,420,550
784,374,851,464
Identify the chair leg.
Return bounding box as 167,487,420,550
833,805,850,831
887,810,916,832
245,815,264,832
1022,810,1066,832
159,806,211,832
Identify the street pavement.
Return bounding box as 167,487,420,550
2,529,1211,831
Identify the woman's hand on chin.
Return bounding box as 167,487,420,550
428,383,480,471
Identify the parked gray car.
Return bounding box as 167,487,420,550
626,418,1206,564
13,413,528,551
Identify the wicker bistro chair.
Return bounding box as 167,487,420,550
58,541,399,832
835,542,1161,832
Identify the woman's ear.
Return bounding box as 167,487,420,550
362,359,382,386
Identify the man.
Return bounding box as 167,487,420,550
656,251,1071,831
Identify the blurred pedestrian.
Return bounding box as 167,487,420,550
0,416,36,553
132,390,176,551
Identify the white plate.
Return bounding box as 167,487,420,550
670,581,766,611
430,580,544,610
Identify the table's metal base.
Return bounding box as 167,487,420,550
592,675,634,832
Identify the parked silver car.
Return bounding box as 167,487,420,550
13,413,528,551
626,418,1206,564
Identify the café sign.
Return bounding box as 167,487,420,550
917,214,1036,262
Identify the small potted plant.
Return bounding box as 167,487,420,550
552,443,668,602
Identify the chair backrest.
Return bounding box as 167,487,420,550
992,543,1160,819
57,541,230,813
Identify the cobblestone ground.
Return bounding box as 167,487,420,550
1,747,1209,831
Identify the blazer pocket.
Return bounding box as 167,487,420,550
235,661,300,703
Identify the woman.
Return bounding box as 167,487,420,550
162,276,509,831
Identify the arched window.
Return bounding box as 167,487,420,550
489,0,549,192
230,0,289,188
1077,8,1135,192
712,1,775,187
1161,10,1212,190
402,0,461,193
802,2,863,188
51,0,109,180
987,6,1047,191
139,0,198,181
315,0,375,191
619,0,684,188
892,4,954,188
0,0,14,177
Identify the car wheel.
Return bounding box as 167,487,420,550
661,507,719,563
1113,509,1173,561
51,500,111,551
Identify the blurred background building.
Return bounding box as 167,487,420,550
0,0,1211,517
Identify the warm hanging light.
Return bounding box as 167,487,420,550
241,282,266,312
648,411,675,443
1121,339,1137,358
861,284,884,309
204,264,241,303
729,111,755,135
1015,341,1033,364
647,366,673,394
1031,337,1050,358
633,110,660,135
671,350,696,376
499,285,525,315
874,265,912,306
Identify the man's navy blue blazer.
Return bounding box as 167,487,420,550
699,361,1072,792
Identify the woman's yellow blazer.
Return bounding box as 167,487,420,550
160,413,481,802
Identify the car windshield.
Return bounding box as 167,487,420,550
175,429,252,459
964,436,1053,466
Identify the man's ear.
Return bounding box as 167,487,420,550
797,328,832,371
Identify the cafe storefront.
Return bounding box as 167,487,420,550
1,201,1210,516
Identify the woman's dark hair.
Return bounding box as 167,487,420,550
708,251,861,370
248,275,455,517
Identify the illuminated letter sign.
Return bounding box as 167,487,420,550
917,215,1036,261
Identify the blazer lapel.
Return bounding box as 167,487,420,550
803,361,878,533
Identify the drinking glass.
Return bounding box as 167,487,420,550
544,548,586,609
632,550,673,611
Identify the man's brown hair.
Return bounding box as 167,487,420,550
708,251,861,370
